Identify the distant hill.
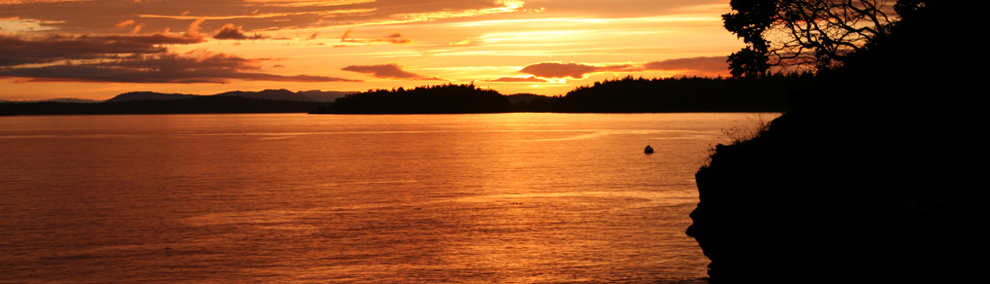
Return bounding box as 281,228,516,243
215,89,315,102
104,92,199,103
102,89,356,103
0,98,104,103
46,98,105,103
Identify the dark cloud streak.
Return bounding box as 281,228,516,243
518,57,730,79
0,47,359,83
338,29,413,45
213,24,268,40
341,64,441,80
0,34,204,67
0,0,523,36
519,62,636,79
643,56,727,73
0,64,359,83
96,34,206,45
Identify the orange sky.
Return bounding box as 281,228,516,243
0,0,742,101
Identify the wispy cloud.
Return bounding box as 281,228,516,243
0,0,527,35
383,32,413,44
186,18,205,38
449,38,471,46
96,34,206,45
339,29,356,42
341,63,442,80
337,29,413,46
114,19,135,28
129,23,145,34
484,76,548,83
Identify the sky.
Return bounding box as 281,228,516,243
0,0,742,101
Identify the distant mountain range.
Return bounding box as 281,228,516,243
103,92,198,103
1,96,328,116
2,89,355,104
1,98,105,103
0,89,356,116
105,89,354,103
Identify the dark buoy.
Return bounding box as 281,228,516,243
644,145,654,154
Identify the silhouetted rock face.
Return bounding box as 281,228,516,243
689,106,985,282
687,12,985,280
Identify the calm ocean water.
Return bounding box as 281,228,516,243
0,113,775,283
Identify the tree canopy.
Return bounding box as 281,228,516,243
724,0,896,77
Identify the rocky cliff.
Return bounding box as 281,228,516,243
686,7,985,282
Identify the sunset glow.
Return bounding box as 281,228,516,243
0,0,742,101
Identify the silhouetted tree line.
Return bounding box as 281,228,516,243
515,74,815,113
311,83,512,114
312,75,815,114
0,96,325,115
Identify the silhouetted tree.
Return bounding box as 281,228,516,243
724,0,895,76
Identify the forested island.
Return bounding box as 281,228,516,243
311,83,512,114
